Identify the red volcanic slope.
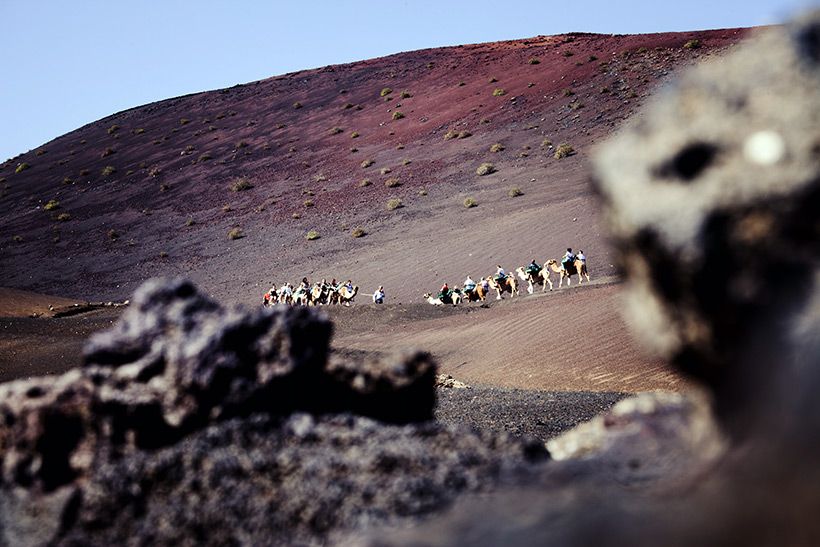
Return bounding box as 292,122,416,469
0,29,748,303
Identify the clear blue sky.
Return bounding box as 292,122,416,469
1,0,816,162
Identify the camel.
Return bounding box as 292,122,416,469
309,282,333,306
277,285,294,306
292,286,310,306
460,284,486,302
544,258,590,288
489,275,519,300
262,287,278,307
516,266,550,294
423,291,461,306
336,285,358,306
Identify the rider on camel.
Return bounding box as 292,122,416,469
526,259,541,277
495,265,507,282
561,248,575,272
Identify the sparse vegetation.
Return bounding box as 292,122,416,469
235,140,248,149
563,88,575,97
380,87,392,97
554,143,575,159
380,167,392,175
314,174,328,183
570,101,584,110
198,153,212,162
386,198,403,210
62,177,73,184
418,188,428,196
160,184,169,192
476,162,496,176
463,197,477,208
80,168,90,176
400,90,412,99
492,88,506,96
329,127,343,135
508,187,523,197
528,58,540,65
101,166,116,177
107,124,120,135
351,227,366,238
228,228,244,240
384,177,400,188
541,138,553,147
563,50,574,57
293,101,303,109
303,199,314,207
44,199,60,211
600,86,611,94
148,167,161,178
343,102,354,109
396,143,404,150
488,77,498,83
358,178,371,187
292,213,301,219
15,163,30,174
402,159,411,165
684,39,701,49
361,159,374,168
56,213,71,221
180,118,190,125
107,229,120,241
350,131,359,138
306,230,320,241
490,143,505,153
101,147,115,158
185,218,195,227
230,177,253,192
12,235,22,243
444,130,472,140
588,55,598,62
391,111,405,120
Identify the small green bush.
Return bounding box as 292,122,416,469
314,174,328,182
358,178,371,187
400,90,412,98
15,163,30,174
384,177,400,188
463,197,477,208
235,141,248,149
198,153,212,162
304,199,314,207
508,187,523,197
351,227,366,238
101,147,115,158
554,143,575,159
228,228,243,240
44,199,60,211
159,251,169,258
180,118,190,125
402,159,411,165
107,124,120,134
12,235,22,243
56,213,71,221
306,230,320,240
380,87,393,97
293,101,303,109
361,159,374,168
343,102,354,109
476,162,495,176
101,166,116,177
563,88,575,97
350,131,359,138
392,111,405,120
492,88,506,96
107,229,120,241
684,39,701,49
292,212,301,219
386,198,403,210
329,127,343,135
488,77,498,83
380,167,392,175
528,58,540,65
185,218,195,226
62,177,73,184
230,177,253,192
490,143,505,153
541,138,553,147
563,50,574,57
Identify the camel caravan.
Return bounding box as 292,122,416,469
263,278,359,307
425,249,590,306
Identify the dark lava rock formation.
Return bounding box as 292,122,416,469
0,278,547,545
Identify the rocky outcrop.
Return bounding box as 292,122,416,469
0,278,548,545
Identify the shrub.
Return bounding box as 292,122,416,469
80,168,91,176
402,159,411,165
314,174,328,182
101,166,116,176
463,197,477,208
600,86,611,94
684,39,701,49
444,129,472,140
563,50,574,57
343,102,354,109
62,177,73,184
588,54,598,61
380,87,392,97
541,138,553,147
185,218,195,226
350,131,359,138
400,90,412,98
492,88,506,96
180,118,190,125
107,124,120,134
358,178,371,187
490,143,505,153
396,143,405,150
293,101,303,109
292,213,301,219
528,58,540,65
508,187,523,197
392,111,405,120
361,159,374,168
44,199,60,211
386,198,403,210
12,235,22,243
56,213,71,221
554,143,575,159
563,88,575,97
303,199,314,207
228,228,243,240
101,147,115,158
198,153,212,162
384,177,400,188
637,46,648,54
488,77,498,83
107,229,120,241
380,167,392,175
306,230,320,240
570,101,584,110
230,177,253,192
476,162,495,176
235,141,248,149
160,184,169,192
35,149,46,156
351,227,366,238
148,167,161,178
458,81,466,87
15,163,30,174
329,127,343,135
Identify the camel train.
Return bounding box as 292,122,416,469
263,278,358,307
425,252,590,306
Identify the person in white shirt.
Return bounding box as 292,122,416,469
561,248,575,271
577,250,586,263
495,265,506,281
373,286,385,304
463,276,476,292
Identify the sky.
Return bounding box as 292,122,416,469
1,0,817,162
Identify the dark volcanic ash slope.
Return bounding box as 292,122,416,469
0,29,746,303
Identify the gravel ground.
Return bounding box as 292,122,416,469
436,385,626,441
